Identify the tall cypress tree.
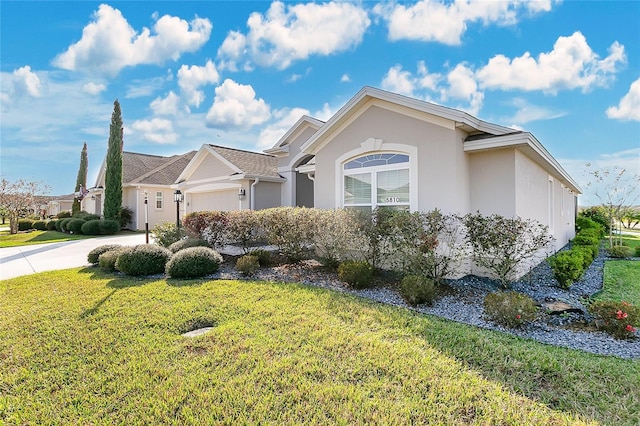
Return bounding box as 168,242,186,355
103,99,123,221
72,142,88,215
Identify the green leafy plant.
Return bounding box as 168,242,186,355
98,247,127,271
18,219,34,231
168,238,210,253
483,291,537,328
184,211,229,248
589,300,639,339
249,249,273,267
98,219,121,235
88,244,123,264
152,221,186,248
548,251,584,289
58,217,73,233
32,220,47,231
399,275,436,306
116,244,172,276
46,220,58,231
236,255,260,276
165,247,223,279
338,260,374,289
226,209,264,253
607,245,633,259
259,207,317,262
66,218,86,234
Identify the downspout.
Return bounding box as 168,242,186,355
251,178,260,210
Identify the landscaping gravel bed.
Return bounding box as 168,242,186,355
214,247,640,360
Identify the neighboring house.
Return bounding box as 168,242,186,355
91,86,581,273
45,194,75,217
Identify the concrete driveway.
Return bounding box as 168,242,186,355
0,233,148,280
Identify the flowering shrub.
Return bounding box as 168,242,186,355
399,275,435,306
338,260,374,289
483,291,537,328
589,300,639,339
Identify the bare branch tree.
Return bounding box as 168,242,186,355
0,178,50,234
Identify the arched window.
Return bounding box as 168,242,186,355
343,153,410,212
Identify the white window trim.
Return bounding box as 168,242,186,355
155,191,164,210
335,138,418,211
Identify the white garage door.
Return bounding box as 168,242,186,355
190,190,238,212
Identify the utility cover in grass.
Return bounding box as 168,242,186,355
181,327,214,337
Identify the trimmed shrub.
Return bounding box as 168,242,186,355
312,208,364,267
116,244,172,276
183,211,228,246
580,207,610,232
119,206,134,228
259,207,317,262
249,249,273,267
56,211,72,219
98,219,120,235
98,247,127,271
168,238,210,253
236,255,260,276
548,251,584,289
152,221,185,248
74,212,100,222
590,300,639,339
577,228,603,241
607,245,633,259
338,260,374,289
58,218,73,232
483,291,537,328
18,219,34,231
46,220,58,231
573,245,597,269
399,275,436,306
572,234,600,247
32,220,47,231
226,210,263,252
88,244,123,264
66,219,86,234
165,247,223,279
81,220,101,235
576,216,605,237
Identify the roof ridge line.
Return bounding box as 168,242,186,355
129,151,193,184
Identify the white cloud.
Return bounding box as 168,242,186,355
340,74,351,83
606,78,640,121
52,4,212,77
381,64,418,96
476,32,626,94
257,107,310,149
206,79,271,129
12,66,42,97
82,82,106,95
217,1,370,70
125,76,168,98
376,0,556,45
177,60,220,108
506,98,566,125
130,118,179,144
444,63,484,115
150,91,181,116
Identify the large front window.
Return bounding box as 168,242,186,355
343,153,410,211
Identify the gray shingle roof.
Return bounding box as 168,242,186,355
123,151,196,185
208,145,281,179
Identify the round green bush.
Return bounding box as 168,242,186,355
483,291,537,328
32,220,47,231
168,238,210,253
165,247,223,279
98,247,128,271
572,234,599,247
572,245,597,268
46,220,58,231
98,219,121,235
58,217,73,232
81,220,101,235
548,250,584,289
74,212,100,222
399,275,435,306
338,260,374,289
18,219,34,231
56,211,72,219
248,249,273,267
115,244,172,276
607,245,633,259
236,255,259,276
88,244,123,265
66,219,86,234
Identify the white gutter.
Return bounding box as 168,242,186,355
251,178,260,210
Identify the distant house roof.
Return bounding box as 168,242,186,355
123,151,196,186
207,144,282,180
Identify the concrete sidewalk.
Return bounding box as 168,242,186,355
0,233,148,280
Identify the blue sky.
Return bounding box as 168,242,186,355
1,1,638,205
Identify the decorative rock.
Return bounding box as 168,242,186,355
542,301,583,315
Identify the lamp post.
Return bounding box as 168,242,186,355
174,189,183,228
144,190,149,244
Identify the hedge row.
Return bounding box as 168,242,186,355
16,214,119,236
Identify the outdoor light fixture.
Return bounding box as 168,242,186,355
143,190,149,244
238,188,246,200
174,190,183,228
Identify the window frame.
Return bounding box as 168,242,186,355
155,191,163,210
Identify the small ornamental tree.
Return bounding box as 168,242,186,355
464,213,554,288
103,99,123,221
72,142,89,215
0,178,50,234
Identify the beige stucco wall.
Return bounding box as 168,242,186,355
312,102,470,214
468,149,516,217
188,152,235,182
277,126,318,207
253,181,282,210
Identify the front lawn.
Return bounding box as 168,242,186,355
1,269,638,424
0,230,100,248
595,261,640,306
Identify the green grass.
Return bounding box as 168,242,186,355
595,261,640,306
0,230,98,247
1,270,638,425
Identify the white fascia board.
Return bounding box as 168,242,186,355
229,174,286,183
464,132,582,193
266,115,323,154
295,164,316,174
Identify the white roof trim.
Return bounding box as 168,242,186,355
229,174,286,183
265,115,324,155
300,86,515,155
464,132,582,194
176,144,242,183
